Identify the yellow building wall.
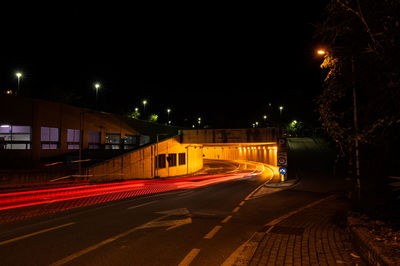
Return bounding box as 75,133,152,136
87,136,203,181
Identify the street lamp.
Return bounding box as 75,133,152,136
15,72,22,96
167,108,171,122
279,106,284,116
143,100,147,113
94,83,100,109
317,48,361,197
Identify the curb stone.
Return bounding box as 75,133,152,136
347,216,399,266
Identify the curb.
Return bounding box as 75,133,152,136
263,178,299,188
347,216,398,266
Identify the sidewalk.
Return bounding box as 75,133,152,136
230,195,365,265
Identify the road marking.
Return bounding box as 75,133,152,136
0,222,75,246
127,200,158,210
232,207,240,213
49,209,191,266
204,225,222,239
221,215,232,223
178,248,200,266
244,165,275,201
239,201,245,206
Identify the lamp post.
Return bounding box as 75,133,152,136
143,100,147,115
94,83,100,109
16,72,22,96
317,48,361,197
167,109,171,124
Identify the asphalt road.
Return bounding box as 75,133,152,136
0,157,342,266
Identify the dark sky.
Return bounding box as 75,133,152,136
0,2,327,128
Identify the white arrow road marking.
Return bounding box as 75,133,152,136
138,217,193,231
49,208,192,266
138,208,192,231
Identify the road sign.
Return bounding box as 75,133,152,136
278,138,286,147
279,167,287,175
277,152,287,166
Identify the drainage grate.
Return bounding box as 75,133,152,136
270,226,305,235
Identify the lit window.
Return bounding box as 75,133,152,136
124,135,138,149
88,131,101,149
67,129,80,149
105,133,120,150
0,125,31,150
41,127,60,149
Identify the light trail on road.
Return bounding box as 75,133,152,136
0,167,265,223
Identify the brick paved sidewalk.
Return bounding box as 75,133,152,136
232,195,364,265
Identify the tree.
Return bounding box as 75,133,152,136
286,120,303,137
148,114,158,123
315,0,400,198
128,110,141,119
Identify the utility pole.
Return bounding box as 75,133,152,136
352,56,361,198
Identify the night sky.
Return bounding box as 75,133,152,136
1,2,327,128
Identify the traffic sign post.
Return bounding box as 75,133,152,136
279,167,287,182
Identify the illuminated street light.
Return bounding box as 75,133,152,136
94,83,101,109
263,115,267,120
167,108,171,121
317,49,326,55
143,100,147,113
16,72,22,96
279,106,284,116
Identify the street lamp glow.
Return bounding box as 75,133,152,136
15,72,22,96
279,106,283,110
317,49,326,55
94,83,100,89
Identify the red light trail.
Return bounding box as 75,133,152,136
0,168,265,223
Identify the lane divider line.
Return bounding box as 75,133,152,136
232,207,240,213
221,215,232,224
239,201,245,206
0,222,75,246
127,200,158,210
178,248,200,266
204,225,222,239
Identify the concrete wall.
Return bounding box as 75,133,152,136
181,128,282,144
86,136,203,181
203,144,277,166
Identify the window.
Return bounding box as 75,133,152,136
67,129,80,149
0,125,31,150
168,153,177,167
179,153,186,165
155,154,166,169
124,135,137,149
88,131,101,149
105,133,120,149
41,127,60,149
